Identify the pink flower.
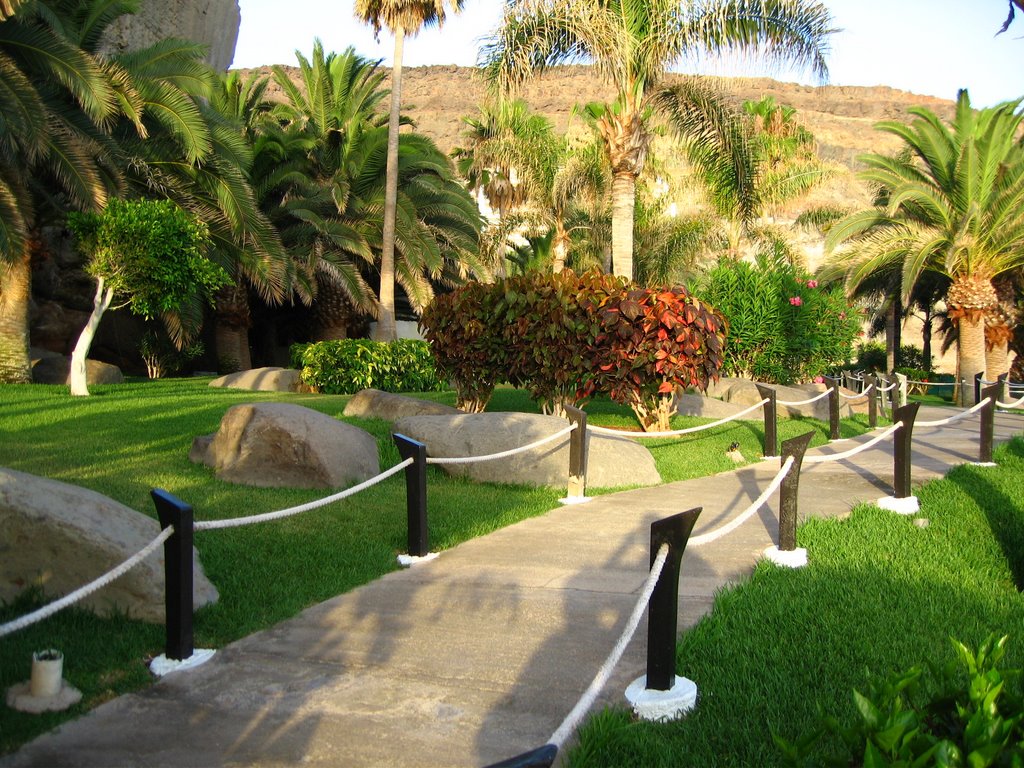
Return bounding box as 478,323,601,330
813,376,824,384
806,280,818,288
789,296,803,306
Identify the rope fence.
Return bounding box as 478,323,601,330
776,390,831,407
838,383,875,401
916,398,990,428
997,393,1024,410
587,399,769,438
687,457,794,547
803,423,902,464
424,424,576,465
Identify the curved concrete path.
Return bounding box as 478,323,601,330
3,406,1023,767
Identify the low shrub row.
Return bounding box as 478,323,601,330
291,339,445,395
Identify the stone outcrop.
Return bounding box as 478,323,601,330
0,468,218,623
713,378,868,419
343,389,460,421
208,367,303,393
191,403,379,489
31,356,124,386
675,393,761,420
392,413,660,490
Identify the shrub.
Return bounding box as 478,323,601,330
297,339,444,395
139,330,203,379
899,344,931,372
855,341,887,372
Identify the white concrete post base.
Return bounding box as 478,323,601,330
150,648,216,677
6,680,82,713
763,545,808,568
397,552,439,567
970,462,997,467
876,495,919,515
558,495,593,506
624,675,697,721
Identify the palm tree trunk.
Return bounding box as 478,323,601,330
986,339,1009,382
610,170,635,281
885,299,897,373
215,324,251,371
552,220,569,274
0,248,32,383
957,313,986,406
373,28,404,343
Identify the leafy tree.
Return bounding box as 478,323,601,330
481,0,833,282
66,199,228,395
354,0,465,342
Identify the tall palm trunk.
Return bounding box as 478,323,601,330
957,314,987,406
551,219,569,274
214,284,252,371
610,170,635,281
374,28,403,343
0,248,32,383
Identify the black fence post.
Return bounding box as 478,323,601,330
778,432,814,552
564,405,589,499
647,508,702,691
865,373,878,429
974,371,984,406
892,403,920,500
979,382,999,464
825,376,841,440
483,745,559,768
393,434,429,558
755,384,778,457
997,372,1009,407
888,372,900,414
151,489,194,662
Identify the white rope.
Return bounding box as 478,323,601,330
194,459,414,531
587,399,769,439
877,381,898,392
838,383,875,401
0,526,174,638
687,457,794,547
548,542,670,750
804,423,902,464
906,379,956,387
776,389,832,407
997,393,1024,409
425,423,577,465
916,398,991,428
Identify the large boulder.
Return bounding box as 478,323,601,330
191,403,379,489
675,393,761,420
31,356,123,386
721,380,866,419
208,367,304,393
343,389,460,421
0,468,218,623
392,413,660,490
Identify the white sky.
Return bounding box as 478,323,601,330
232,1,1024,108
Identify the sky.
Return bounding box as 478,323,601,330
232,1,1024,108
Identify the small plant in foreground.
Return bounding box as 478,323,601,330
776,634,1024,767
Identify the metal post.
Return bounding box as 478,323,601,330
393,434,428,557
979,382,999,464
974,371,984,406
778,432,814,552
564,405,589,499
892,403,920,500
865,373,878,429
646,508,702,691
151,489,194,662
825,376,841,440
755,384,778,457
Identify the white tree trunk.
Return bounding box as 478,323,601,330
610,171,636,282
70,278,114,397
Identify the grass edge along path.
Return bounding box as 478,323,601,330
0,379,875,755
566,437,1024,768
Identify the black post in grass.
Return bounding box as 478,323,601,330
892,403,920,500
393,434,428,557
979,382,1000,464
865,373,878,429
483,744,558,768
151,489,194,662
755,384,778,457
778,432,814,552
564,405,589,499
825,376,841,440
647,508,702,691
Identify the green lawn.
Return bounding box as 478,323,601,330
0,378,876,754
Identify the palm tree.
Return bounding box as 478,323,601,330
481,0,833,282
354,0,465,341
825,91,1024,405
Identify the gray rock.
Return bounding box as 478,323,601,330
31,356,123,385
0,468,218,623
392,413,660,490
191,403,379,489
722,379,866,419
343,389,460,421
208,367,303,393
675,393,761,420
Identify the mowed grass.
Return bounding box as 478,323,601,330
0,378,877,753
566,438,1024,767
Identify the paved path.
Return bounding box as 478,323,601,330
4,406,1023,768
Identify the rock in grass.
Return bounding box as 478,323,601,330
0,468,218,623
191,402,379,489
343,389,459,420
393,412,660,489
208,367,303,393
31,356,123,385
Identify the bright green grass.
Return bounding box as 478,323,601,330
0,379,876,753
565,438,1024,767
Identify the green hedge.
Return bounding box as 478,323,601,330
291,339,446,395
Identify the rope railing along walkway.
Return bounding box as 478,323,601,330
838,383,875,401
194,459,415,531
776,390,832,407
906,379,958,387
546,542,670,751
915,398,991,428
687,457,794,547
587,399,769,439
803,423,903,464
0,526,174,638
877,381,898,392
424,424,577,466
997,393,1024,410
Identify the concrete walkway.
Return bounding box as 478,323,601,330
4,406,1023,768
